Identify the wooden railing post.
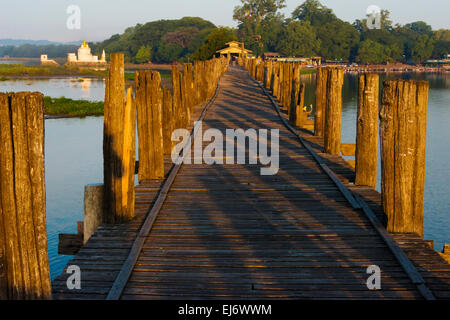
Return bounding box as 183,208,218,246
0,92,51,299
104,53,136,223
172,65,182,129
355,73,379,188
314,67,328,137
324,68,344,155
84,184,104,244
380,80,429,236
289,71,305,127
162,86,174,155
136,70,164,181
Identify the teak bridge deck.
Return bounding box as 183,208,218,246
52,66,450,300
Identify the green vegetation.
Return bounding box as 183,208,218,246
91,17,217,63
233,0,450,63
0,64,106,78
193,27,237,60
135,45,152,63
44,97,103,117
0,64,172,81
2,2,449,65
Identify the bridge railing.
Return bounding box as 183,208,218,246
239,56,430,238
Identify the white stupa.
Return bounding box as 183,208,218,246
67,41,106,64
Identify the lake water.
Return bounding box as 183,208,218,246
0,77,105,101
0,74,448,279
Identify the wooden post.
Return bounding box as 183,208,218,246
162,86,174,155
324,68,344,155
380,80,428,236
289,76,305,127
413,81,429,238
355,73,379,188
172,65,182,129
103,53,136,223
136,70,164,181
314,67,328,137
83,184,104,244
0,92,51,299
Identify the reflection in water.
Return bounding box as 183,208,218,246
0,77,105,101
301,72,450,251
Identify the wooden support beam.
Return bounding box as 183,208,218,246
162,86,174,155
83,184,104,244
136,70,164,181
0,92,51,300
355,73,379,189
324,68,344,155
104,53,136,223
314,67,328,137
380,80,429,237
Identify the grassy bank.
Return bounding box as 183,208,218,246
0,64,107,78
0,64,173,80
300,69,317,75
44,97,103,117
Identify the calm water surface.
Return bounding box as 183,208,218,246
0,77,105,101
2,74,447,279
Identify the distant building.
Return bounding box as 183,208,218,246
66,41,106,65
40,54,59,66
263,52,283,60
272,56,322,66
216,41,252,58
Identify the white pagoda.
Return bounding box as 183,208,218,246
67,41,106,64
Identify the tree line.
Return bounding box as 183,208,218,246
234,0,449,64
1,1,448,64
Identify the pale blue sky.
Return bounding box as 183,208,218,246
1,0,449,42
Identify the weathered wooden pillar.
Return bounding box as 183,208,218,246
162,86,174,155
136,70,164,181
104,53,136,223
0,92,51,299
289,76,305,127
355,73,379,188
314,67,328,137
380,80,429,236
265,61,273,90
324,68,344,155
84,184,104,244
171,65,182,129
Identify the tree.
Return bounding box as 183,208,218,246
155,42,184,63
276,20,320,57
357,40,387,63
432,40,450,58
292,0,358,61
233,0,286,23
193,27,237,60
292,0,336,26
135,45,152,63
434,29,450,42
409,35,434,63
233,0,286,56
316,20,359,61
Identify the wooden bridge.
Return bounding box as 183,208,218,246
51,64,450,300
1,53,448,300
